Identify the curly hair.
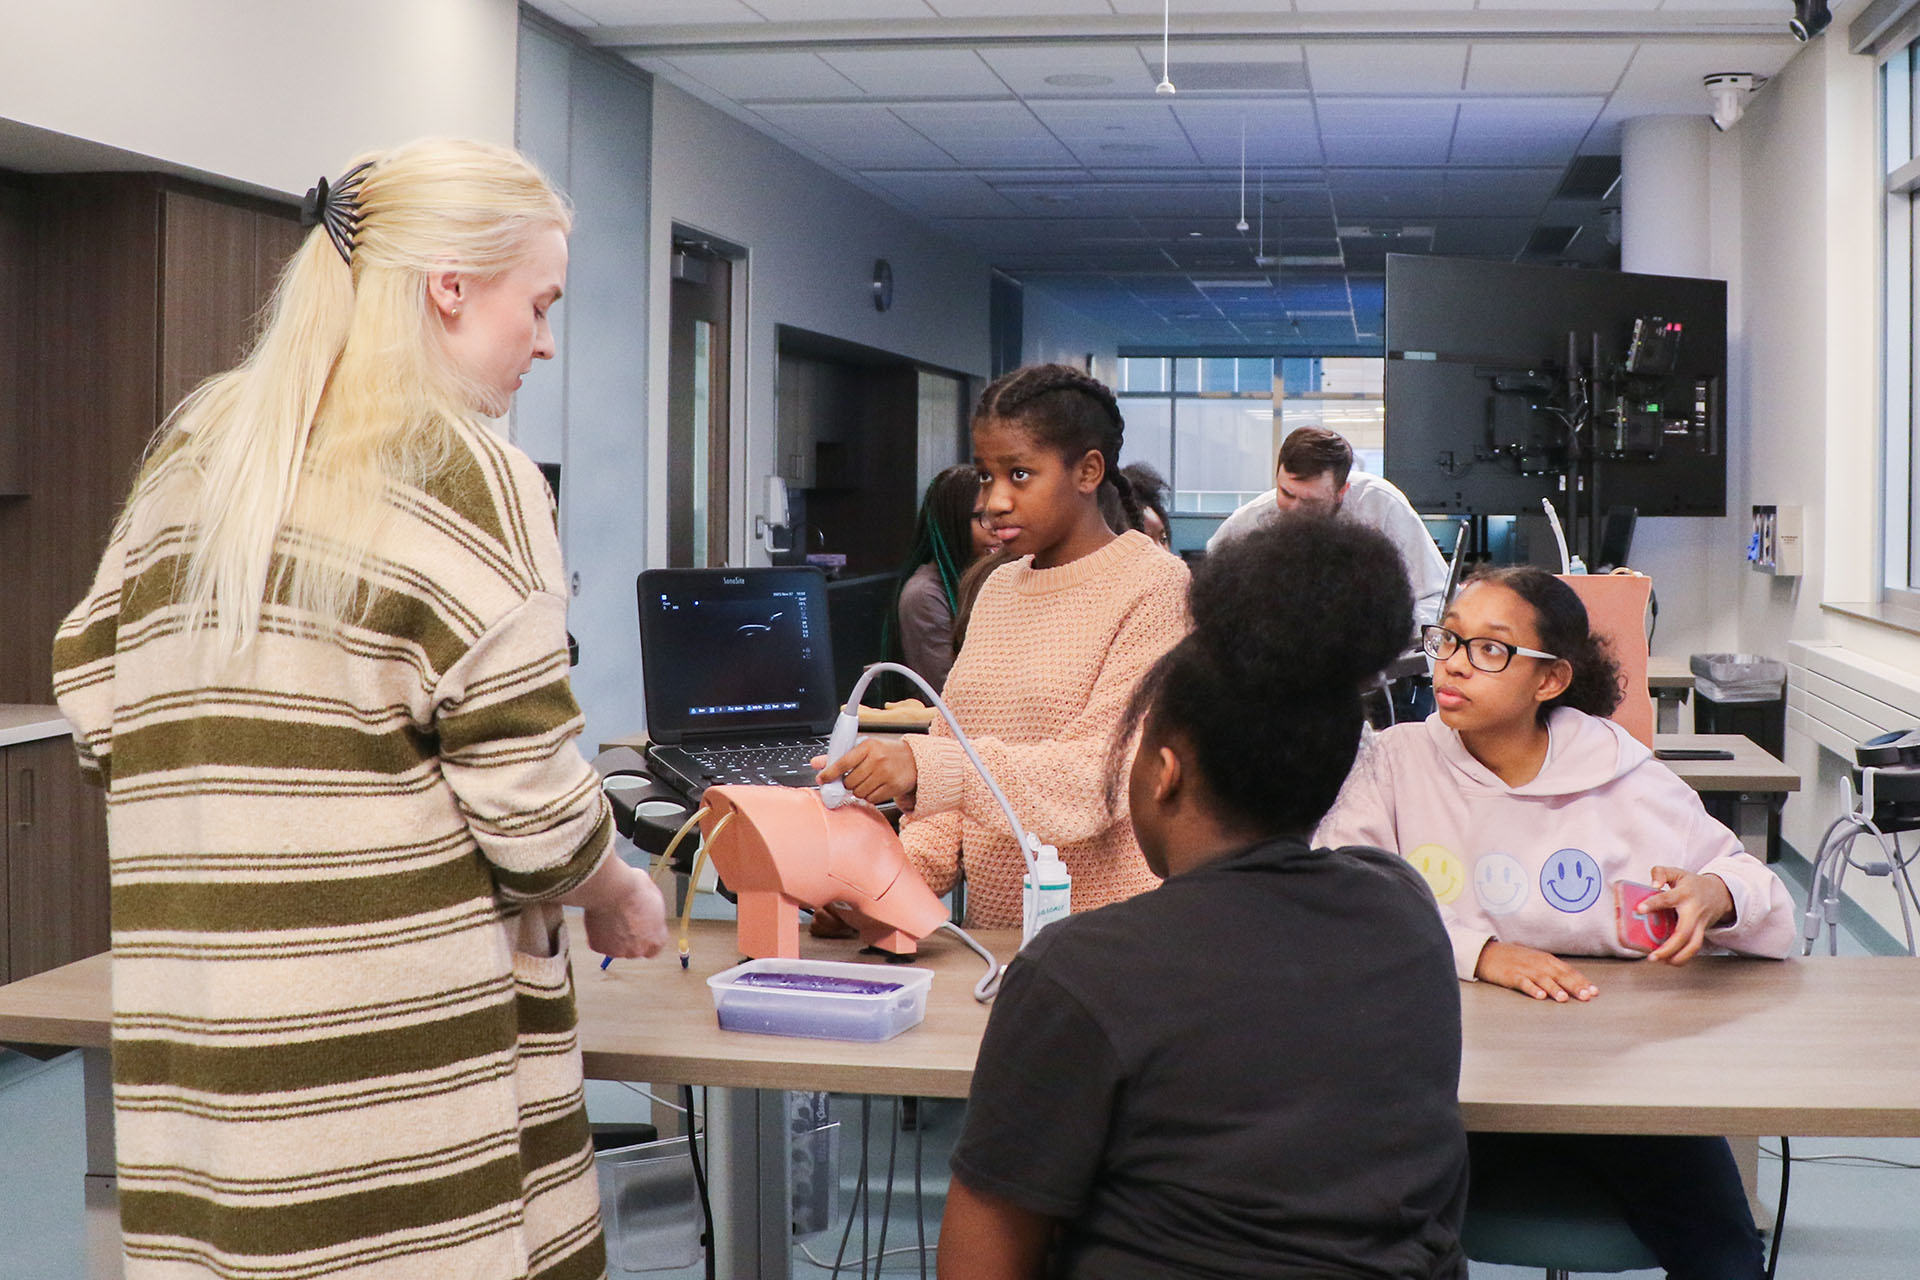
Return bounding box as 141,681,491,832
974,363,1142,531
1458,566,1624,723
1110,513,1414,834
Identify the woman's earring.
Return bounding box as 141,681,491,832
450,306,460,318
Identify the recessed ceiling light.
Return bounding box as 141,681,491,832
1098,142,1156,153
1187,231,1204,237
1045,73,1113,88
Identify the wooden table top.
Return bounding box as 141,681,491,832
1653,733,1800,793
6,927,1916,1137
1647,656,1695,689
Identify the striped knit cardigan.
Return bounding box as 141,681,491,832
52,423,612,1280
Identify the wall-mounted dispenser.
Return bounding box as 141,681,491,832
1748,505,1802,576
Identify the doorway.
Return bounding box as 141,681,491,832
667,234,736,567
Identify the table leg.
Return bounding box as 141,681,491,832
81,1048,122,1280
1732,794,1770,862
1654,691,1684,735
707,1088,793,1280
1730,1135,1768,1226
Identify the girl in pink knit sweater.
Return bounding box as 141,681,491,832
816,364,1189,926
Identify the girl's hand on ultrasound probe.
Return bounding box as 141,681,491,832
1643,866,1735,966
813,738,918,807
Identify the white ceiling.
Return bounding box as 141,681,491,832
529,1,1804,348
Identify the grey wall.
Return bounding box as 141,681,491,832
646,81,993,577
516,18,653,753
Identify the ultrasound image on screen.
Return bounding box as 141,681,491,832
642,574,836,737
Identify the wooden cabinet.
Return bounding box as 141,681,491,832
1,736,108,984
0,180,29,497
0,173,299,704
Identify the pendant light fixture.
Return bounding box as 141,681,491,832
1236,119,1250,232
1255,169,1277,268
1156,0,1176,95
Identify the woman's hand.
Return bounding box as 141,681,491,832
1476,940,1599,1002
813,737,918,806
563,857,669,960
1643,866,1736,966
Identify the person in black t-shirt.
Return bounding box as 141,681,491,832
939,514,1469,1280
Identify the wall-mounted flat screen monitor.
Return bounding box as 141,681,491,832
1383,254,1726,518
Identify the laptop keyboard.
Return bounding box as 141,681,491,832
687,737,831,786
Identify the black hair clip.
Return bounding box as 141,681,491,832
298,161,372,265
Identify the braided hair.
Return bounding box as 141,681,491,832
1109,513,1414,834
974,363,1143,532
1458,566,1624,724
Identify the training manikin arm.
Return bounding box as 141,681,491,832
902,586,1188,847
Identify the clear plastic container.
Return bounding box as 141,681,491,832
707,958,933,1041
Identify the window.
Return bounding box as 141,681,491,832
1884,44,1920,595
1115,355,1384,514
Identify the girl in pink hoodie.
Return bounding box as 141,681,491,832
1317,565,1794,1280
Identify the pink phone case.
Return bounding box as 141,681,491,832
1616,880,1678,952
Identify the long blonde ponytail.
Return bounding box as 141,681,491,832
121,138,571,657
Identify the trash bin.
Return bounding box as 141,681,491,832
1688,653,1788,861
1688,653,1787,757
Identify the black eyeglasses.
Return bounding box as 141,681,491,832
1421,624,1559,674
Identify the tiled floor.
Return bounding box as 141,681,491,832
5,853,1917,1278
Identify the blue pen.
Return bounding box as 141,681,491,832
599,954,613,970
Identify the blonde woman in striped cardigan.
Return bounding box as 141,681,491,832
52,139,665,1280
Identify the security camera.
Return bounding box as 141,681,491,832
1704,74,1762,133
1790,0,1831,41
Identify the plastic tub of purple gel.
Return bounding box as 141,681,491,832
706,958,934,1041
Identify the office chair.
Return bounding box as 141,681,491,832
1460,1153,1658,1279
1557,571,1654,747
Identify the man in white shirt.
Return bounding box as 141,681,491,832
1207,427,1450,628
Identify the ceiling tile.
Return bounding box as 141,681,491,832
1290,0,1477,13
1463,42,1639,95
1306,42,1470,94
1316,99,1460,136
819,49,1005,97
748,104,959,167
893,102,1081,166
1478,0,1656,7
1441,167,1566,215
746,0,938,18
667,53,863,101
1321,132,1454,166
858,171,1023,216
555,0,766,22
976,46,1158,97
1329,168,1447,215
1027,100,1188,141
1427,216,1536,255
928,0,1113,12
1449,99,1603,163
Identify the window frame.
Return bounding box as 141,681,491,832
1114,354,1384,516
1883,42,1920,607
